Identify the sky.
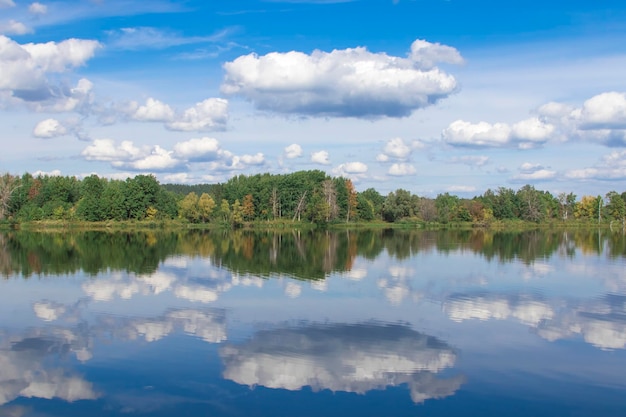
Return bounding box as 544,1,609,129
1,0,626,198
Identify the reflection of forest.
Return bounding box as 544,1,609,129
0,228,624,279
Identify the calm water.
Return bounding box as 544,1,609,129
1,228,625,416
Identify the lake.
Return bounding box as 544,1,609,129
1,228,625,416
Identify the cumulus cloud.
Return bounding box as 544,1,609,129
0,35,99,103
173,136,222,161
409,39,464,69
442,117,554,149
130,97,175,122
166,98,228,131
511,162,556,182
388,163,416,176
578,92,626,130
284,143,303,159
0,0,15,8
376,137,419,162
565,150,626,180
82,136,266,174
311,150,330,165
221,39,461,118
333,161,368,179
33,118,68,138
0,20,30,35
81,139,144,163
29,2,47,14
220,323,464,403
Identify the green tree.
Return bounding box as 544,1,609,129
76,174,106,221
605,191,626,220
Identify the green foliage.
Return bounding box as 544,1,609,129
3,170,625,228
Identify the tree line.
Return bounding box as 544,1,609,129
0,170,625,226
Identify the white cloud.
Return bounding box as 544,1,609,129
82,136,265,175
333,161,368,174
131,97,175,122
0,0,15,7
81,139,144,162
511,117,555,143
579,92,626,129
378,137,412,161
442,117,554,149
284,143,303,159
388,163,416,176
236,153,264,166
511,163,556,182
33,118,67,138
0,20,30,35
565,150,626,180
221,39,460,118
29,2,47,14
311,150,330,165
0,36,99,105
408,39,464,70
115,145,182,172
166,98,228,131
442,120,511,147
173,137,222,161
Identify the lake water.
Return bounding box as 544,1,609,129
1,228,625,416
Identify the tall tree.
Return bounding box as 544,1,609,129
345,179,358,222
198,193,216,223
0,173,19,220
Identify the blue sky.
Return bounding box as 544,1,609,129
2,0,626,197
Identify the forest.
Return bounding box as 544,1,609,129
0,170,625,227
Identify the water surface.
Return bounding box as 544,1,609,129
1,229,625,416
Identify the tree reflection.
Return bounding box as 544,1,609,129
0,228,625,280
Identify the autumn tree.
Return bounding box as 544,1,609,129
179,192,200,222
198,193,216,223
231,199,244,227
242,194,255,221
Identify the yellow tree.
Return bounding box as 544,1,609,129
198,193,216,223
178,192,199,222
231,199,244,226
574,195,597,220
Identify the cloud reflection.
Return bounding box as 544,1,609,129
0,336,97,406
220,323,464,404
536,294,626,350
444,293,554,326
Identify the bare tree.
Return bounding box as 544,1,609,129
0,174,19,220
322,179,338,222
